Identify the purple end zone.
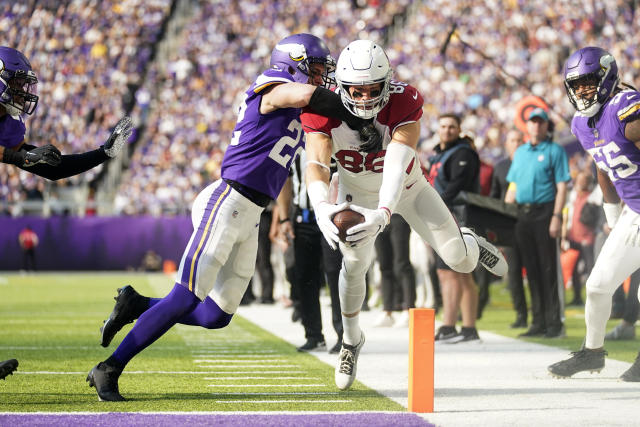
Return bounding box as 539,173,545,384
1,413,434,427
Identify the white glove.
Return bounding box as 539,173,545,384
315,201,350,250
346,205,390,248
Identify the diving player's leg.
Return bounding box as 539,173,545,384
398,182,478,273
334,240,374,390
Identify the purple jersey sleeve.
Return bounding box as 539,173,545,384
221,68,304,200
0,114,26,149
571,89,640,213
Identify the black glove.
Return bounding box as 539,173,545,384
357,122,383,153
3,144,62,167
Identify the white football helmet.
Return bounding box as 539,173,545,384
335,40,392,119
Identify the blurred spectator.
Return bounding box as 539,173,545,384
373,214,416,328
561,170,599,306
506,108,570,338
18,225,38,271
427,113,481,343
140,249,162,272
490,128,526,328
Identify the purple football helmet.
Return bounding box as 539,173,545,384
564,46,619,117
0,46,38,115
269,33,335,88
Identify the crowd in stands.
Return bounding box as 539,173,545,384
2,0,639,214
0,0,173,213
114,0,409,214
3,0,639,343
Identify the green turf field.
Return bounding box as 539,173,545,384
474,280,639,363
2,272,638,413
0,273,404,412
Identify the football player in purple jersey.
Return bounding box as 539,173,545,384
548,47,640,381
87,33,380,401
0,46,132,180
0,46,132,380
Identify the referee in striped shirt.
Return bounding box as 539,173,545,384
276,150,344,354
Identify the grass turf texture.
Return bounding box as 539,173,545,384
0,273,403,412
474,280,640,363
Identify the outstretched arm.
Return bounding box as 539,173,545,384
261,83,381,151
3,116,132,181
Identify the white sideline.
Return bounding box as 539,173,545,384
238,296,640,427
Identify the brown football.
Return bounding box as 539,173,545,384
332,209,365,242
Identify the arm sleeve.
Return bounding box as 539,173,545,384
439,149,480,205
378,143,415,213
18,148,108,181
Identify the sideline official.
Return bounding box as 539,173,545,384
506,108,570,338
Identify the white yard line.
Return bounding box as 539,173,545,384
216,400,352,403
193,359,286,363
203,377,319,380
209,392,341,395
191,351,277,355
206,384,326,388
194,363,299,368
16,370,293,375
195,370,306,374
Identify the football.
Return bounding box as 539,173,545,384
332,209,365,242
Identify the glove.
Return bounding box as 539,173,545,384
357,122,383,153
103,116,133,158
21,144,62,167
346,205,390,248
315,201,350,250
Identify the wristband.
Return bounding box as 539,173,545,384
278,217,290,224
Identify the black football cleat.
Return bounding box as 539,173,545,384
0,359,18,380
548,348,606,378
620,351,640,382
87,362,125,401
100,285,149,347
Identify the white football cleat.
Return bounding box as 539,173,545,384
335,332,365,390
460,227,508,277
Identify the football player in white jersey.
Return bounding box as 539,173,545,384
301,39,507,390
